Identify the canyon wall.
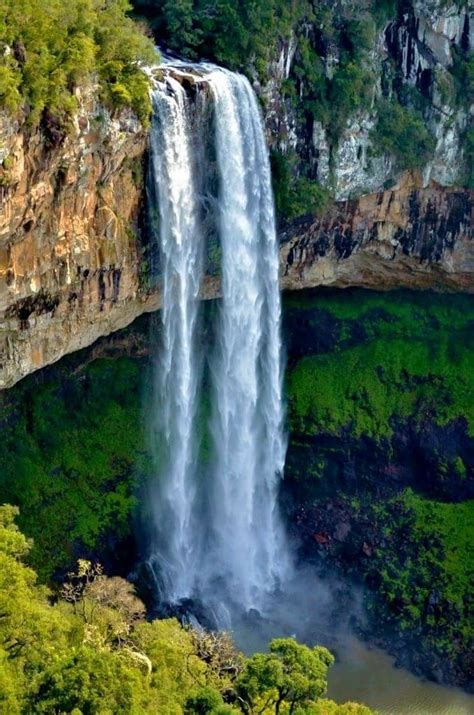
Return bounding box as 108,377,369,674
0,92,153,390
281,177,473,292
0,0,473,389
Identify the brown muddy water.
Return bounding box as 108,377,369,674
328,636,473,714
230,568,474,715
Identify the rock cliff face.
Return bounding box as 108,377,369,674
0,90,153,390
262,0,472,199
1,155,471,389
281,177,473,292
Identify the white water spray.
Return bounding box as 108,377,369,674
148,74,204,601
205,69,289,610
149,61,291,616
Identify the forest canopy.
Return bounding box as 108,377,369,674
0,504,374,714
0,0,156,125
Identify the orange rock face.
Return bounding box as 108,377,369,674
280,175,473,294
0,105,472,391
0,92,158,389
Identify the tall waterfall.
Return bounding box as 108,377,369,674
148,74,204,601
149,61,290,617
206,70,289,610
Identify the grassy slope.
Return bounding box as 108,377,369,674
0,358,152,579
286,290,474,439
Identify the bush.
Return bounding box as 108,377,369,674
329,62,375,139
370,100,435,170
0,0,155,126
271,150,332,221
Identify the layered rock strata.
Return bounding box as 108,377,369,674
281,177,473,292
1,156,471,389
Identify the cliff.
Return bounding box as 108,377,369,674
0,0,473,389
0,91,153,390
281,177,473,292
1,154,471,389
262,0,473,200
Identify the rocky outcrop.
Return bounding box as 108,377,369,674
262,0,472,200
0,89,155,390
1,145,472,388
281,177,473,292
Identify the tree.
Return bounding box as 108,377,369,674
370,100,436,170
184,685,236,714
236,638,334,714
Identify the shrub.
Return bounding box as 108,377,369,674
271,150,332,221
370,100,435,170
0,0,155,126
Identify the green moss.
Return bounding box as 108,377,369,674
359,489,474,659
0,358,153,579
285,291,474,440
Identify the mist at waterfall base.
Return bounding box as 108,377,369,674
145,58,292,628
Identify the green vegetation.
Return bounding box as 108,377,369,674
0,507,374,713
0,357,153,580
289,13,376,142
449,48,474,109
449,48,474,187
271,150,331,222
286,291,474,440
370,100,436,170
284,289,474,680
0,0,155,126
354,490,474,666
133,0,311,77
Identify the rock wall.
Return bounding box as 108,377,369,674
262,0,473,200
0,90,155,390
1,157,471,390
281,176,473,292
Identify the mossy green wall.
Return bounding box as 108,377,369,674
0,289,472,684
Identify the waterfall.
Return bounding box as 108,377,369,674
205,69,289,610
148,61,290,617
148,74,204,601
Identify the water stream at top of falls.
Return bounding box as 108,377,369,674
148,59,291,620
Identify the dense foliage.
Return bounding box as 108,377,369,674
133,0,309,76
271,150,331,221
369,100,436,171
284,289,474,684
0,0,155,125
0,506,374,714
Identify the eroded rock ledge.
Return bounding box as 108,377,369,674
281,176,473,293
0,120,472,391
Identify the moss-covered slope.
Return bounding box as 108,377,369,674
284,289,474,688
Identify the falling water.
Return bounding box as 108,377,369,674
148,73,204,601
148,60,290,617
205,69,290,611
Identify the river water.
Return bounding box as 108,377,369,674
230,567,473,714
328,637,473,714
